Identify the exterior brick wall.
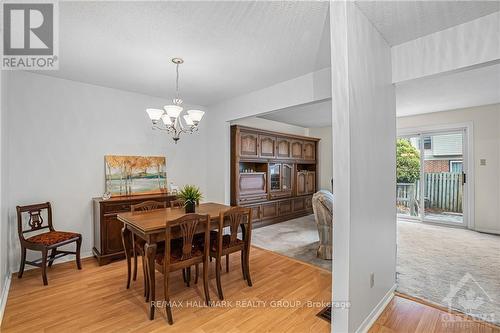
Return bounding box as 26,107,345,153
424,160,449,173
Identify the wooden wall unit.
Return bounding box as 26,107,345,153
231,125,319,227
92,193,176,265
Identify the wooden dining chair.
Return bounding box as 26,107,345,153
155,213,211,325
210,207,252,300
16,202,82,286
130,201,166,298
170,199,184,208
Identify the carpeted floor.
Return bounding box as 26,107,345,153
252,214,332,271
397,220,500,325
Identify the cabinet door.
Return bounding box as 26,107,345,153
278,200,292,216
292,197,306,212
259,135,276,158
306,172,316,194
239,173,266,196
261,202,278,220
303,141,316,160
291,140,303,159
249,205,261,222
296,171,307,196
282,164,293,192
305,196,313,209
276,137,291,159
269,164,281,192
239,131,259,158
104,215,124,254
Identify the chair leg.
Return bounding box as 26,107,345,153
203,260,211,306
142,254,149,301
163,271,173,325
226,254,229,273
41,249,48,286
216,256,223,300
182,268,187,283
195,264,199,285
76,236,82,270
186,267,191,287
133,247,138,281
18,247,26,278
240,250,247,280
48,248,57,267
245,246,252,287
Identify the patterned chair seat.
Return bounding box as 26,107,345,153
26,231,80,246
209,231,243,252
155,239,204,265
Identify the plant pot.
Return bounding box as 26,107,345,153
185,201,195,213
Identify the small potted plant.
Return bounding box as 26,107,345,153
178,185,203,213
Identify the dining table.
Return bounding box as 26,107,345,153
117,202,232,320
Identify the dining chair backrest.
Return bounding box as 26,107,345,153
170,199,184,208
131,200,166,212
218,207,252,248
164,213,210,264
16,202,54,239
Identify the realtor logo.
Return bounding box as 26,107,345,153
2,1,59,69
442,273,496,324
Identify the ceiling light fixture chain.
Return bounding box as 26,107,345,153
146,57,204,144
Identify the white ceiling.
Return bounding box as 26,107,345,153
356,1,500,46
34,1,330,106
257,99,332,128
396,63,500,117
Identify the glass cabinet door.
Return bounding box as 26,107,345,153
282,164,292,191
269,164,281,191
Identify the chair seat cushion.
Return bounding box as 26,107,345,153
209,231,243,252
26,231,80,246
155,239,204,265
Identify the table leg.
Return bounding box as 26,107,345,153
145,242,157,320
121,225,132,289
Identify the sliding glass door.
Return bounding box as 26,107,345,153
396,135,421,219
397,129,467,226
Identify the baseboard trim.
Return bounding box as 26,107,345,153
356,284,396,333
0,273,12,326
473,227,500,236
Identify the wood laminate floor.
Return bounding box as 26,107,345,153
3,246,498,333
1,247,331,333
370,294,500,333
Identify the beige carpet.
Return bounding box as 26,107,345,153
252,214,332,271
397,220,500,325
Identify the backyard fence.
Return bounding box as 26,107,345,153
396,172,463,213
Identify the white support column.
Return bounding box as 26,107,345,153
331,2,397,332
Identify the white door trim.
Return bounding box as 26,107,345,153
397,122,475,230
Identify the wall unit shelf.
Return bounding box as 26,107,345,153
231,125,319,228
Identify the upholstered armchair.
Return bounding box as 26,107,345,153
312,190,333,260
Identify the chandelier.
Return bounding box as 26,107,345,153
146,58,205,143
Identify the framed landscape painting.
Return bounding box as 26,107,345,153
105,155,167,196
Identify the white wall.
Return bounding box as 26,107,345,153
397,103,500,234
4,71,208,271
392,12,500,83
308,126,333,191
331,2,396,332
0,67,11,321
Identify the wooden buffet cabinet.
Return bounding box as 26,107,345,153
231,125,319,227
92,193,177,265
